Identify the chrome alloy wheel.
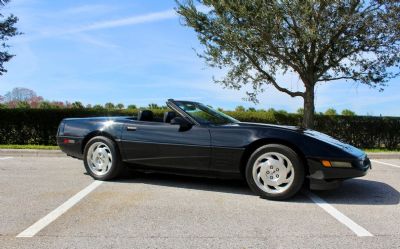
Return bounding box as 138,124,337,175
86,142,113,176
252,152,295,194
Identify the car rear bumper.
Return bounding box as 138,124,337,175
56,136,84,159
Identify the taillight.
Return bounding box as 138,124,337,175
63,138,75,144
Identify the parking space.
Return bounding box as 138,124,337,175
0,157,399,248
0,157,93,235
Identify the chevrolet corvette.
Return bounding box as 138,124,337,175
57,99,371,200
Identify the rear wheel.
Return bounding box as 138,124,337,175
245,144,304,200
83,136,123,180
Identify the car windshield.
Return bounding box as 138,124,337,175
174,101,239,125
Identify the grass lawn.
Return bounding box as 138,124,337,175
0,144,60,150
364,148,400,153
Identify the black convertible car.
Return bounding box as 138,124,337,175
57,99,371,200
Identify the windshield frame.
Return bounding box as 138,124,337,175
168,100,239,126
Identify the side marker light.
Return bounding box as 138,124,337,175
321,160,332,167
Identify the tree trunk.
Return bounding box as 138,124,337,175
302,85,315,129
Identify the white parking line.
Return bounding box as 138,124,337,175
370,160,400,169
303,190,373,237
17,180,103,238
0,157,13,160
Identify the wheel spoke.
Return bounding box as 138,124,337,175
278,177,290,185
258,171,267,184
276,155,285,165
265,179,276,187
267,157,279,166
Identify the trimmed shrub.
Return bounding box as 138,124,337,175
0,109,163,145
0,109,399,149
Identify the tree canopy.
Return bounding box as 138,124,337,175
176,0,400,128
0,0,20,75
3,87,38,102
341,109,356,116
324,108,338,115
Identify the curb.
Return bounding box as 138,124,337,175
0,149,66,157
0,149,399,159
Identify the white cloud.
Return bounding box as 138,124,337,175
13,8,179,45
55,9,177,35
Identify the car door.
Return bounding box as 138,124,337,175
120,120,211,170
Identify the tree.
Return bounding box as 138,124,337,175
71,101,84,109
39,101,53,109
341,109,356,116
148,103,160,109
4,87,38,102
247,107,256,112
16,101,30,109
104,102,115,110
116,103,125,109
176,1,400,128
296,108,304,115
2,87,44,108
28,96,44,108
0,0,21,76
127,104,137,109
324,108,338,115
276,109,288,115
235,105,245,112
93,104,105,110
51,101,65,108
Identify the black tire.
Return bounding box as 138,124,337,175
245,144,304,200
83,136,124,181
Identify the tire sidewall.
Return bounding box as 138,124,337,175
83,136,121,181
245,144,304,200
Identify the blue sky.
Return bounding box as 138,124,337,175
0,0,399,115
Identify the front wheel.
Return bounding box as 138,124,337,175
245,144,304,200
83,136,123,180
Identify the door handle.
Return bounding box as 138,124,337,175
126,126,137,131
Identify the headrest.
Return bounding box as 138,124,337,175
137,110,154,121
163,111,176,123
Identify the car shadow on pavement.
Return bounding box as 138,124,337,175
110,170,399,205
309,179,400,205
111,170,305,203
117,169,255,196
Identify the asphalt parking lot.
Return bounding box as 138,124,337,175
0,156,399,249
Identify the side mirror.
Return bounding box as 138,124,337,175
170,117,193,131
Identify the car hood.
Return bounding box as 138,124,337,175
235,121,300,131
236,122,365,158
302,129,365,157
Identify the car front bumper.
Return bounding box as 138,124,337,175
307,156,371,190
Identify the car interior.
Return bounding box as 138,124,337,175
135,109,178,123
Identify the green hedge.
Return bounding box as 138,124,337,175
0,109,399,149
226,111,400,149
0,109,146,145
